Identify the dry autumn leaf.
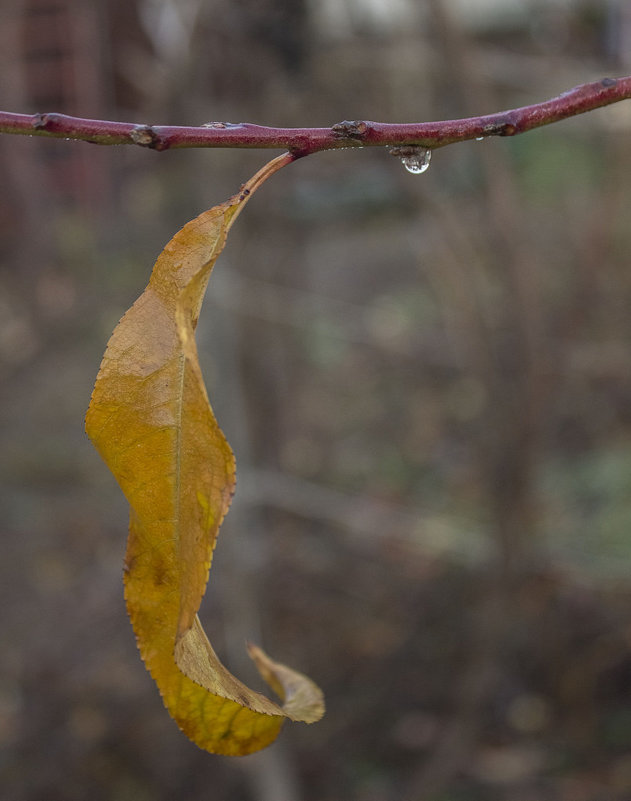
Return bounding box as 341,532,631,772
85,153,324,756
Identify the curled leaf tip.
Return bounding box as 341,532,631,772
247,642,325,724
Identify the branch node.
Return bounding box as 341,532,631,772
483,120,517,136
130,124,163,149
331,120,368,140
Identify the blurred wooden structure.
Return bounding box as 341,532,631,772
0,0,109,237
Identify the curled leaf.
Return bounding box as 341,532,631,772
86,154,324,755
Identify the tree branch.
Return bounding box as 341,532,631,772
0,76,628,156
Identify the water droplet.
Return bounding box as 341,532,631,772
402,148,431,174
389,146,431,174
475,136,484,141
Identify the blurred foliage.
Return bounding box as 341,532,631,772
1,0,631,799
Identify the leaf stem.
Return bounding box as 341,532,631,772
0,76,629,156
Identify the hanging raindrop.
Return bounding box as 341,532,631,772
403,149,431,174
389,146,432,175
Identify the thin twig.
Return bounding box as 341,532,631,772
0,76,628,156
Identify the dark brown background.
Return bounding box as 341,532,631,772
2,1,631,799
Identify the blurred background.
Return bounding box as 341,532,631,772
1,1,631,799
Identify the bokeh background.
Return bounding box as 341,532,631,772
2,1,631,799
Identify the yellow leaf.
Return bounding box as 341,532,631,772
86,153,324,755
